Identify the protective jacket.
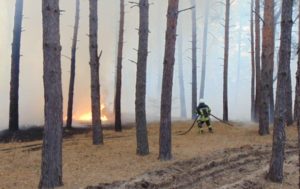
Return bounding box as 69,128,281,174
196,103,211,122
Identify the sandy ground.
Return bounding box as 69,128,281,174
0,121,298,189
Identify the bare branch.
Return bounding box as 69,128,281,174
178,6,195,14
128,1,139,8
128,59,137,64
252,10,265,24
293,14,299,24
97,50,103,63
62,54,71,60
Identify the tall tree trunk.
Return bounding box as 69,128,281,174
39,0,63,187
259,0,274,135
190,0,197,118
66,0,80,129
295,21,300,124
283,0,293,127
235,18,242,107
296,1,300,186
269,85,275,122
199,0,209,99
250,0,256,121
268,0,293,182
178,23,187,119
9,0,23,132
254,0,261,122
89,0,103,145
223,0,230,121
159,0,179,161
286,59,293,126
270,4,282,123
135,0,149,156
115,0,125,132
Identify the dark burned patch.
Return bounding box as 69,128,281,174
0,126,90,143
0,123,137,143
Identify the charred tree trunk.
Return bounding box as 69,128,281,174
178,23,187,119
268,0,293,182
223,0,230,121
254,0,261,122
9,0,23,132
199,0,209,99
115,0,125,132
89,0,103,145
66,0,80,129
159,0,179,161
250,0,256,121
135,0,149,156
259,0,274,135
39,0,63,188
190,0,197,118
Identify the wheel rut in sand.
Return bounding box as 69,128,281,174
87,142,298,189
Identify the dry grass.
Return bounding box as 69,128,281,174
0,121,298,189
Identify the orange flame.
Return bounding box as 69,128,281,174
78,104,108,122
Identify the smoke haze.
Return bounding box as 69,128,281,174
0,0,298,129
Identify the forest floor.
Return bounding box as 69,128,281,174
0,121,298,189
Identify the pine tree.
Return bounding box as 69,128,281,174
89,0,103,145
39,0,63,187
190,0,197,118
223,0,230,121
135,0,150,156
9,0,24,132
66,0,80,129
115,0,125,132
159,0,179,161
268,0,294,182
259,0,274,135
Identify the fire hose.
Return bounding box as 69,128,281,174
178,113,233,135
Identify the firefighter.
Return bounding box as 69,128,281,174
196,99,212,133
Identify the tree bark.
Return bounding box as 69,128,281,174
283,0,293,127
66,0,80,129
89,0,103,145
296,1,300,185
39,0,63,187
9,0,23,132
268,0,293,182
200,0,209,99
159,0,179,161
115,0,125,132
259,0,274,135
286,61,293,126
270,4,282,123
295,3,300,124
190,0,197,118
178,23,187,119
250,0,256,121
135,0,149,156
254,0,261,122
223,0,230,121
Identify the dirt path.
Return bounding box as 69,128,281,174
87,141,298,189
